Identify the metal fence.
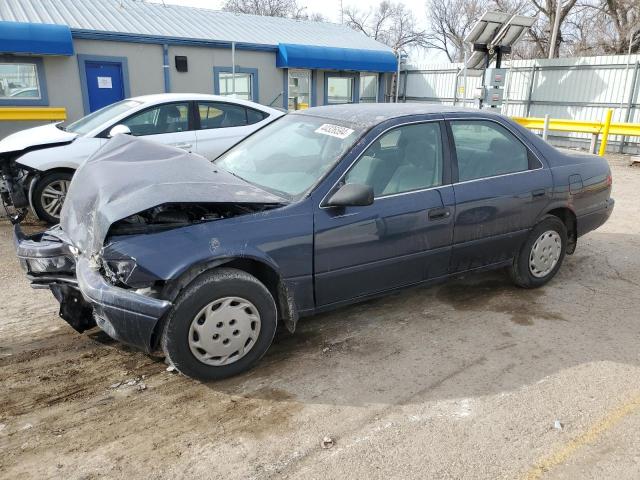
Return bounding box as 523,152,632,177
401,54,640,153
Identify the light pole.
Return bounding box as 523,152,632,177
548,0,563,59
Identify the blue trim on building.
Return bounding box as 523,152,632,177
213,66,260,102
77,54,131,114
323,72,360,105
0,56,49,106
310,70,317,107
282,68,288,110
277,44,397,73
162,44,171,93
71,30,278,52
0,21,73,56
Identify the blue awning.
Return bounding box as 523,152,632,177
0,21,74,56
277,43,397,73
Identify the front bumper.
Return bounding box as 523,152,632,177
14,225,172,352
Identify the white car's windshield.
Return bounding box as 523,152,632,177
215,115,363,199
65,100,142,135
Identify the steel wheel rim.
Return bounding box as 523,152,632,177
40,179,70,218
188,296,261,366
529,230,562,278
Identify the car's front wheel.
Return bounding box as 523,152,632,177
32,171,73,224
510,215,567,288
161,268,277,381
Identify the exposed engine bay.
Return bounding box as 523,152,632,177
108,202,282,236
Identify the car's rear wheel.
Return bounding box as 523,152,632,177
32,171,73,224
510,215,567,288
161,268,277,381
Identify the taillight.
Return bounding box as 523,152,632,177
606,174,612,187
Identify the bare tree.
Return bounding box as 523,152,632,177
222,0,309,20
598,0,640,53
344,1,427,51
424,0,489,62
527,0,579,57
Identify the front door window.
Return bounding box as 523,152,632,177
288,69,310,111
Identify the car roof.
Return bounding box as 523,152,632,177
295,103,501,128
128,93,281,113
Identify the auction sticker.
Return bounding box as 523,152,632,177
315,124,354,139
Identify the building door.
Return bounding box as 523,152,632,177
84,61,125,112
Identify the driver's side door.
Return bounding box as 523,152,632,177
313,120,455,307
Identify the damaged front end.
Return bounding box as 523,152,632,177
15,224,172,350
14,135,292,352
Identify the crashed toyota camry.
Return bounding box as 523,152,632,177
14,104,614,380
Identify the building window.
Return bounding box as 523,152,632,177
359,73,378,103
214,67,259,103
218,72,252,101
326,75,355,104
0,62,42,100
288,69,310,111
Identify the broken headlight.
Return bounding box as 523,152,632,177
101,254,159,289
26,255,75,274
103,258,138,286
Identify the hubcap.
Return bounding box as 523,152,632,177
40,179,70,219
529,230,562,278
188,296,261,366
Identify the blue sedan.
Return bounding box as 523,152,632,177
15,104,614,380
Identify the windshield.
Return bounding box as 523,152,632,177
64,100,142,135
215,114,364,198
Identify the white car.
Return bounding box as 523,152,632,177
0,93,283,224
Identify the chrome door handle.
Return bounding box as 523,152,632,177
173,143,192,149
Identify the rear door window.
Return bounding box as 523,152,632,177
198,102,249,129
450,120,529,182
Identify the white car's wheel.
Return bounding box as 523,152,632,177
32,171,73,224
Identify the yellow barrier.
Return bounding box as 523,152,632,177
0,107,67,121
513,109,640,157
598,109,613,156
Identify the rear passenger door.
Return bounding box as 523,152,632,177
447,117,552,272
194,101,269,160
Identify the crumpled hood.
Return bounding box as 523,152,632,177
60,134,284,256
0,123,78,154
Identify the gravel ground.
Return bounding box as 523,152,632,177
1,155,639,480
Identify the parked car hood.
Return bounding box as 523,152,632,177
0,123,78,154
60,134,285,256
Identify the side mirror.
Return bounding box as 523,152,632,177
108,124,131,137
326,183,374,208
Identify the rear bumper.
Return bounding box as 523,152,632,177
14,225,172,352
577,198,615,237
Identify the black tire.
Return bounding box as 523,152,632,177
161,268,277,381
32,171,73,224
510,215,568,288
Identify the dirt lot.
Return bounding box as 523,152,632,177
1,155,639,480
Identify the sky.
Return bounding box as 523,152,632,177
148,0,441,63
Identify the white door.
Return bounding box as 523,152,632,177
194,101,270,160
119,101,196,152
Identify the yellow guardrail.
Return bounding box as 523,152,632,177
513,109,640,156
0,107,67,121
